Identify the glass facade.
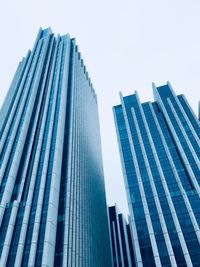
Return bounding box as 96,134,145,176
113,82,200,267
0,28,112,266
108,205,136,267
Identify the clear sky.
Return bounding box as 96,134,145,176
0,0,200,216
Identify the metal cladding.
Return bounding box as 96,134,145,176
113,83,200,267
0,28,112,267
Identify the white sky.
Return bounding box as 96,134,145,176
0,0,200,216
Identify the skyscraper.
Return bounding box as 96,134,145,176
108,205,135,267
113,82,200,267
0,28,112,267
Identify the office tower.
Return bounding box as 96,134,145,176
108,205,136,267
0,28,112,267
113,82,200,267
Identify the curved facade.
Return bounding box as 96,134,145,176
0,28,112,267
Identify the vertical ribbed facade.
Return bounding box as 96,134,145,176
108,205,136,267
0,28,112,267
113,82,200,267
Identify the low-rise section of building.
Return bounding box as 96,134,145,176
108,205,136,267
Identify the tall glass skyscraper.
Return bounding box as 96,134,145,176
0,28,112,267
113,82,200,267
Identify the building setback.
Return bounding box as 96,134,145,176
0,28,112,267
113,82,200,267
108,205,136,267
